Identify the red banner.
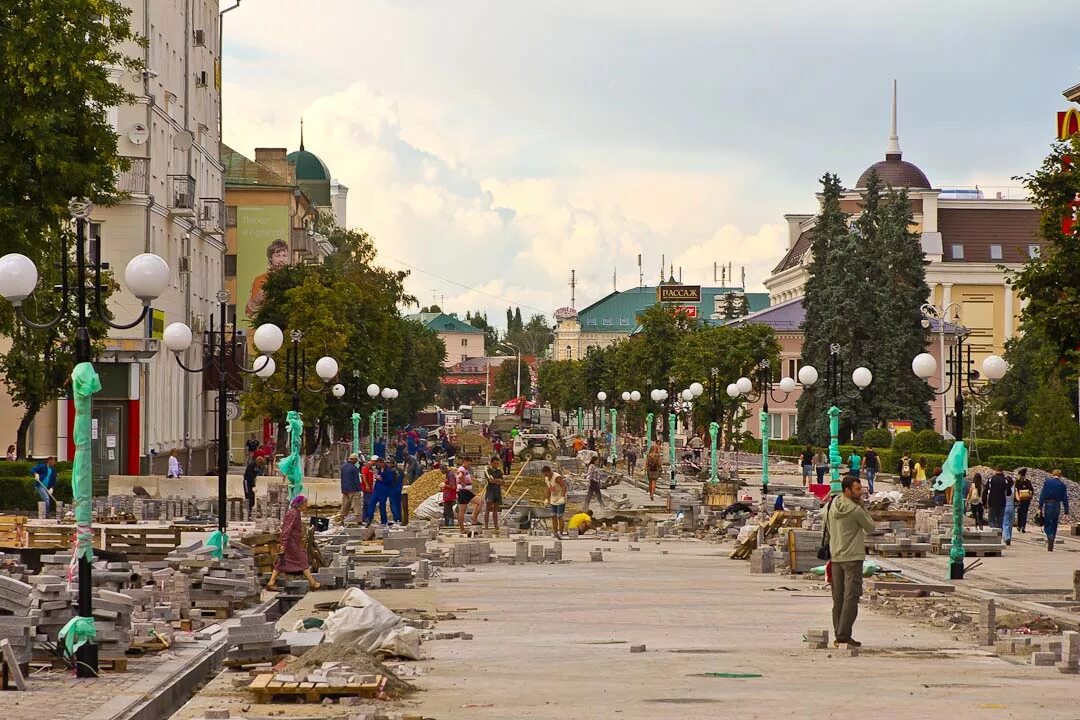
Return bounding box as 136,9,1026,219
442,376,486,385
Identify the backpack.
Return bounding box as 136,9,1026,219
901,457,912,477
817,499,832,561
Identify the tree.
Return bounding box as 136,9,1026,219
491,360,520,404
0,2,140,457
992,326,1072,427
1011,136,1080,366
505,313,553,358
465,310,499,355
419,305,442,313
1014,376,1080,457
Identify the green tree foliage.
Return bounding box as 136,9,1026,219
1012,136,1080,366
465,310,499,355
861,428,892,448
242,224,442,447
491,360,520,405
798,172,932,444
536,359,585,421
504,313,553,358
993,326,1073,427
0,1,139,458
1013,376,1080,458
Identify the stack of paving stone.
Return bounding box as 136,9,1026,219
150,567,192,621
448,541,492,566
28,574,72,642
38,554,140,590
166,541,260,618
92,588,135,656
0,552,32,580
1058,631,1080,674
226,612,288,664
0,575,35,663
364,566,416,590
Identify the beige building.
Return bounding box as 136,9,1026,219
0,0,225,477
406,313,485,368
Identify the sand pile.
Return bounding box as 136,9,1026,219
288,639,415,696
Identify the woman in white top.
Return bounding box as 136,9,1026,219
167,448,183,478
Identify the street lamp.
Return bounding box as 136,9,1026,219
596,391,608,444
164,292,276,539
913,302,1007,580
798,344,871,495
730,359,805,497
647,388,668,454
0,200,170,678
258,328,340,499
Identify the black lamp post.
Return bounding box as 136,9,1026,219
730,359,801,497
162,292,282,541
0,200,170,677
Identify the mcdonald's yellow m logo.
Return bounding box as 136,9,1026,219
1058,108,1080,140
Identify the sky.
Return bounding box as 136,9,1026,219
221,0,1080,329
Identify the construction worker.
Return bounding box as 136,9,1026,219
567,509,595,534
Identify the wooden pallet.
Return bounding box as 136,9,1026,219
223,654,288,669
0,516,27,547
25,525,76,548
103,527,181,561
875,549,928,558
248,673,386,703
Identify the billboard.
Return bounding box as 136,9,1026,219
236,205,291,326
657,285,701,303
1058,108,1080,140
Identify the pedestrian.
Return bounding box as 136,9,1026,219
984,466,1012,529
374,436,387,460
542,464,568,539
914,456,928,486
624,437,638,477
4,444,15,461
688,432,704,464
501,443,513,476
360,457,376,524
243,455,265,517
846,449,862,479
814,447,829,485
1002,471,1015,546
825,475,875,648
863,446,879,494
389,462,405,524
483,455,504,530
455,457,475,534
370,457,396,526
897,451,915,489
572,435,586,454
567,509,595,534
167,448,183,478
587,431,596,452
29,455,57,518
800,445,815,486
930,467,946,506
441,466,458,528
645,444,662,501
338,453,362,522
267,495,321,591
1015,468,1034,533
245,434,260,459
1039,469,1070,551
584,455,604,511
968,473,985,529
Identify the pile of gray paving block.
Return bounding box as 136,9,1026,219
749,547,775,574
150,567,193,621
1058,631,1080,673
365,566,416,590
448,541,492,566
166,541,260,618
92,588,134,655
227,612,288,664
977,599,996,646
0,575,35,664
29,574,73,642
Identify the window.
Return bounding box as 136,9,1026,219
789,414,798,438
602,317,612,326
88,222,103,264
587,318,597,326
461,338,468,347
223,254,237,276
619,317,630,326
1029,244,1041,259
225,205,237,227
951,244,964,259
989,244,1002,260
768,413,783,440
460,354,467,362
787,358,801,380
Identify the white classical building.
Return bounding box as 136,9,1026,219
0,0,226,477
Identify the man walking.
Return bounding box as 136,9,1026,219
584,455,604,511
542,464,568,539
984,467,1012,529
339,453,362,522
483,455,504,530
863,446,879,494
360,456,376,524
826,475,875,648
1039,469,1071,551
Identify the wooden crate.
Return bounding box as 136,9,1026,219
103,527,181,561
25,525,76,549
0,516,26,547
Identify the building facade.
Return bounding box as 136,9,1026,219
406,313,485,368
553,285,769,361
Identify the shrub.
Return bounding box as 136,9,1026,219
912,429,946,454
861,428,893,448
0,460,73,477
892,431,916,455
970,439,1010,460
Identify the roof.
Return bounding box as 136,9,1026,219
773,227,815,274
1064,82,1080,103
725,297,805,332
937,208,1040,263
856,152,931,190
406,312,484,334
222,143,294,188
575,286,769,331
287,149,331,182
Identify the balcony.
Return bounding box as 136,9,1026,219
167,174,196,215
117,156,149,194
197,197,224,233
290,227,314,260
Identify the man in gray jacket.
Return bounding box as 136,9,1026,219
826,475,876,647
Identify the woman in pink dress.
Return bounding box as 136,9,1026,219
267,495,321,591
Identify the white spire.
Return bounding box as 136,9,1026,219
886,79,901,156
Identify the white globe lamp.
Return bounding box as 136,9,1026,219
690,382,704,397
124,253,170,301
621,391,631,402
852,366,873,389
367,383,380,398
912,353,937,380
315,356,339,381
253,324,284,353
597,391,607,402
0,254,38,303
162,322,193,353
630,390,641,402
254,355,276,378
778,376,797,394
798,365,819,386
982,355,1008,382
332,383,346,398
726,383,740,399
736,376,753,395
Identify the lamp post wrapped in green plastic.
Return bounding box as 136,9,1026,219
369,411,377,455
668,412,676,469
577,407,583,436
828,405,842,494
645,412,654,454
937,440,969,580
279,409,305,500
58,361,101,656
708,421,719,483
609,408,617,463
759,409,769,492
351,411,361,456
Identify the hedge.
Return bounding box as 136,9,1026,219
0,460,74,477
0,472,73,511
862,428,892,448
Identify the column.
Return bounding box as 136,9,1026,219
941,282,953,310
1003,283,1014,341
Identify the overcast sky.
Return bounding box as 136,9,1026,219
222,0,1079,328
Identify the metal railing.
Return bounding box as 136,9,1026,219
197,197,224,232
117,156,149,194
167,174,196,210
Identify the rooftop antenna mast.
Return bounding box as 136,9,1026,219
660,254,665,283
613,266,617,292
569,269,576,309
741,266,746,289
638,254,643,288
721,264,727,288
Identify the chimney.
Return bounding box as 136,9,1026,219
254,148,293,183
784,214,811,250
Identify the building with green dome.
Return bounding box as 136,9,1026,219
286,120,347,224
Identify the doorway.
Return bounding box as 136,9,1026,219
91,403,126,488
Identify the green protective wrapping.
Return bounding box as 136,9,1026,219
278,409,305,500
668,413,676,467
600,404,606,434
935,440,968,491
59,614,97,656
827,405,842,493
759,410,769,488
941,440,969,571
708,421,720,483
609,408,617,461
71,362,101,562
206,529,228,561
645,412,654,454
577,407,583,436
351,411,361,456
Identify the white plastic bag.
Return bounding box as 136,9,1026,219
322,588,420,659
413,492,445,520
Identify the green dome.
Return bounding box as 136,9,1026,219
287,149,331,182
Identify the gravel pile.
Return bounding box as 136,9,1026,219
969,465,1080,524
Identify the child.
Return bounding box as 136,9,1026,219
441,466,458,528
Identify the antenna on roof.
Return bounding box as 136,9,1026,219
721,265,726,288
570,269,576,309
613,266,617,292
660,254,665,283
299,117,305,152
741,266,746,289
638,254,643,288
678,266,682,283
887,78,901,157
